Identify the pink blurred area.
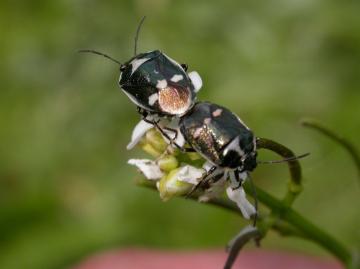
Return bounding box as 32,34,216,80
72,248,343,269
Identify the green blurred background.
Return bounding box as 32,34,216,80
0,0,359,268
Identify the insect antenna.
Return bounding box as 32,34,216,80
257,152,310,165
78,49,122,65
134,16,146,56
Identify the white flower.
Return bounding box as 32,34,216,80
128,148,255,219
175,165,204,184
128,159,164,180
127,120,153,150
127,117,185,150
157,165,204,201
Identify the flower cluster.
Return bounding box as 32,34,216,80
127,119,256,219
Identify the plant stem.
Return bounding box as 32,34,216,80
256,138,304,205
248,185,353,268
257,137,303,186
224,226,261,269
138,179,354,268
301,118,360,184
135,130,357,268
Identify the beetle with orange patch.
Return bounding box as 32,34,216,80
79,17,202,149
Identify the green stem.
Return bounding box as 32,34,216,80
245,185,354,268
257,137,306,206
139,179,354,267
301,118,360,184
224,226,262,269
135,129,357,268
257,137,303,186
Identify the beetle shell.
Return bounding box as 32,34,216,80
179,102,257,170
119,50,196,116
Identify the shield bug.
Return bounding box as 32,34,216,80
177,101,309,225
179,101,309,196
119,49,201,117
179,101,257,189
79,18,202,114
79,17,202,148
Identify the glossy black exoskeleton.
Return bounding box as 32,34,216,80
79,17,202,149
119,50,201,117
179,102,257,188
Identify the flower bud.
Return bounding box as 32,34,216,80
158,168,194,201
146,129,168,153
158,155,179,172
141,143,162,158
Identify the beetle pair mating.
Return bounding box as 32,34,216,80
117,47,259,193
80,17,308,223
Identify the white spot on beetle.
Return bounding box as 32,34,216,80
148,93,158,106
170,74,184,82
212,109,223,117
154,70,159,74
223,137,244,157
131,58,149,74
193,127,202,138
204,118,211,125
188,71,202,92
156,79,168,89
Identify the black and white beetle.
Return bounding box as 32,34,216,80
179,102,257,190
177,101,308,225
79,17,202,148
80,18,307,202
119,49,202,117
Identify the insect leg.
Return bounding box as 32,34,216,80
232,170,243,190
186,165,218,197
163,127,196,152
163,126,178,139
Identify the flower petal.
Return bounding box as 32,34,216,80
128,159,164,180
158,167,194,201
160,118,186,148
127,120,153,150
188,71,202,92
176,165,204,184
226,186,256,219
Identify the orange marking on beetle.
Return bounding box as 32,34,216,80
158,86,191,115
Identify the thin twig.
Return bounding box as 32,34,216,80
256,137,305,205
301,118,360,184
224,226,262,269
256,137,303,185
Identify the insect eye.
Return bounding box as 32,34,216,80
120,64,126,72
181,63,188,71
